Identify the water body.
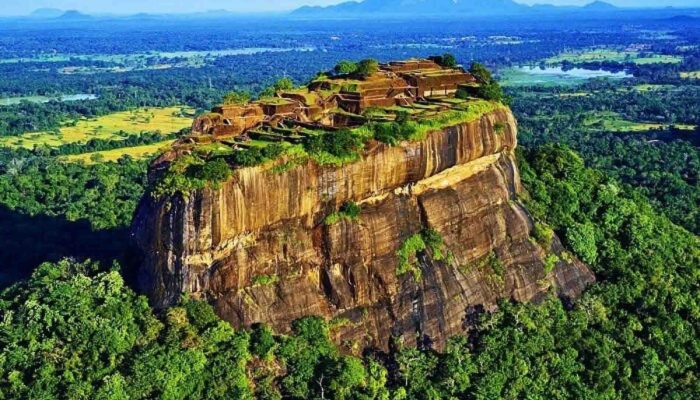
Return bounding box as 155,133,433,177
501,66,632,86
0,93,98,106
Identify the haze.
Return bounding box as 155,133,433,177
2,0,700,16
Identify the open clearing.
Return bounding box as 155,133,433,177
63,140,176,164
547,49,683,65
680,71,700,79
583,111,695,132
0,107,193,149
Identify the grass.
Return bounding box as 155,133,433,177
409,100,503,140
583,111,696,132
0,107,193,149
194,143,236,157
64,140,176,164
547,49,682,65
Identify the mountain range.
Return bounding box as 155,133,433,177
16,1,700,21
292,0,620,17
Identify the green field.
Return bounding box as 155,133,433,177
0,107,193,149
547,49,683,65
680,71,700,79
500,66,630,87
631,84,677,92
583,111,695,132
63,140,176,164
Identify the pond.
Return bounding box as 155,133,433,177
500,66,632,87
0,93,98,106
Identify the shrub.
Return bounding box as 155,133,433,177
422,229,450,262
543,254,560,275
476,82,506,102
533,221,555,248
152,154,232,198
252,274,280,287
232,148,265,167
189,158,232,182
396,233,426,282
231,143,286,168
304,129,363,162
372,118,418,145
325,201,362,225
262,143,285,159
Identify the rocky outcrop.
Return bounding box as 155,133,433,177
133,108,594,351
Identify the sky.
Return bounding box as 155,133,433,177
1,0,699,16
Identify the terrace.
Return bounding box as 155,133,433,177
186,58,480,152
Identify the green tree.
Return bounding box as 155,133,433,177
334,60,359,75
431,53,458,68
469,62,493,84
222,91,251,105
356,59,380,78
566,221,598,264
261,77,295,96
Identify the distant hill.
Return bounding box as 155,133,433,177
665,14,699,22
57,10,93,21
292,0,624,18
293,0,527,17
30,8,64,18
583,1,618,11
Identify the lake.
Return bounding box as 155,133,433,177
0,93,98,106
500,66,632,86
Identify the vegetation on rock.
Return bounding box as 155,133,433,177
396,229,452,281
325,201,362,225
151,154,232,198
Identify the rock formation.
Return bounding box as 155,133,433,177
133,106,594,351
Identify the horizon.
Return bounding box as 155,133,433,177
2,0,700,17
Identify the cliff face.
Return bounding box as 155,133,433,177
133,108,594,350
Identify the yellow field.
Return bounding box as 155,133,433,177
64,140,176,164
680,71,700,79
0,107,193,149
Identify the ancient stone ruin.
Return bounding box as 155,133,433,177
190,58,477,141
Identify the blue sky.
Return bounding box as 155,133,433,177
2,0,699,16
